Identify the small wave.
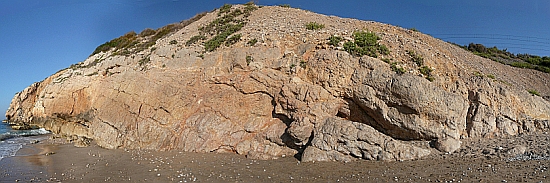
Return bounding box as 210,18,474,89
0,128,51,141
19,128,51,136
0,129,51,160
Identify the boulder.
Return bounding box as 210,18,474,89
506,145,527,156
302,117,431,162
434,138,462,153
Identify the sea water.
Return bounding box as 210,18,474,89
0,122,50,161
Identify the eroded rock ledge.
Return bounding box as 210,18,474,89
5,4,550,162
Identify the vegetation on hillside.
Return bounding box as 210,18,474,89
90,12,207,56
407,50,424,66
278,4,291,8
459,43,550,73
305,22,325,30
419,66,435,82
341,31,389,58
328,35,342,47
187,2,258,53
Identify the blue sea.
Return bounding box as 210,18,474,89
0,122,50,161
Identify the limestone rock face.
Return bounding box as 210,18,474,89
5,4,550,162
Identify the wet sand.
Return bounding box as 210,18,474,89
1,134,549,182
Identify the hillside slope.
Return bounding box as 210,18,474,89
5,4,550,162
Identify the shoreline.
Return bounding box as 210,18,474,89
1,135,549,182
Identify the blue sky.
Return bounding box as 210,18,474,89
1,0,549,120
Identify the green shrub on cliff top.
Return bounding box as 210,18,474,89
328,35,342,46
218,4,232,16
279,4,291,8
200,4,252,52
91,31,138,55
90,12,207,56
139,28,156,37
305,22,325,30
343,31,389,58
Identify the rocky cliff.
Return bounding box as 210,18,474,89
5,4,550,162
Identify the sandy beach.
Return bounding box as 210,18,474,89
1,134,549,182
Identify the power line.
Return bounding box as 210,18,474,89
470,42,550,48
436,35,550,45
432,33,550,42
431,33,550,54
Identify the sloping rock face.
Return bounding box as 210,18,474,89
6,4,550,162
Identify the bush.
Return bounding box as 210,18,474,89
91,31,138,55
300,60,307,69
419,66,432,76
244,1,257,15
225,34,241,46
426,76,435,82
305,22,325,30
528,89,540,96
535,66,550,73
328,35,342,46
462,42,550,74
343,41,356,53
204,23,244,52
218,4,232,16
379,44,390,55
419,66,434,82
391,62,406,74
199,6,246,52
153,24,177,41
409,28,420,32
246,55,253,65
290,63,296,69
354,31,378,47
90,12,207,57
510,62,532,69
186,35,207,46
343,31,389,58
408,50,424,66
180,12,207,28
279,4,291,8
248,38,258,46
169,40,178,45
204,34,228,52
139,28,156,37
473,71,483,77
138,57,150,66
